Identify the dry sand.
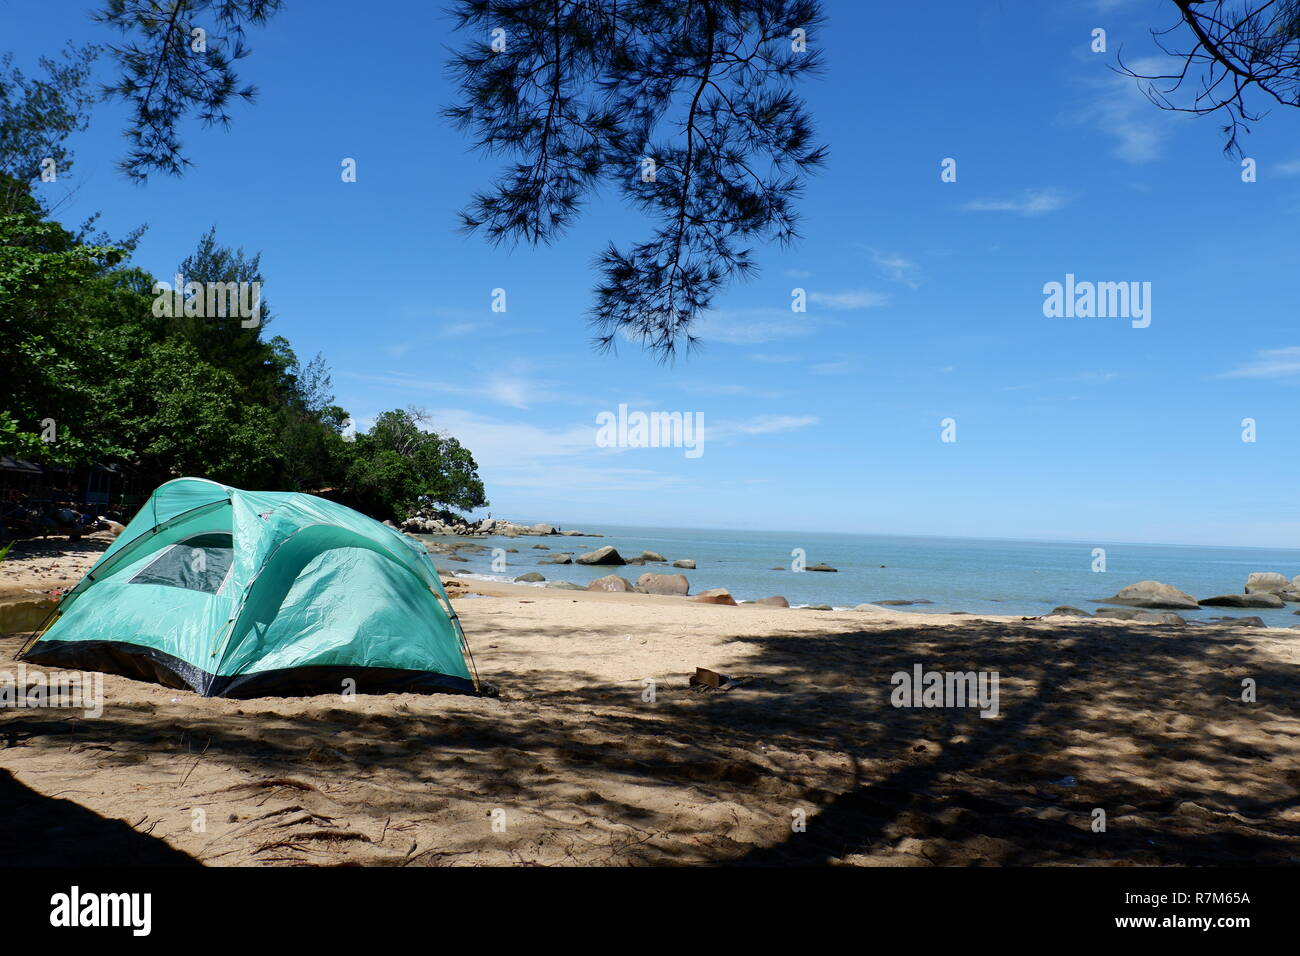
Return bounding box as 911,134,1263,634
0,531,115,600
2,546,1299,866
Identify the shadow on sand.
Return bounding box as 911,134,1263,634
0,768,198,866
1,615,1297,865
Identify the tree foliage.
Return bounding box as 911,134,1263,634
444,0,828,359
343,409,488,520
0,178,487,521
1124,0,1300,155
0,180,125,463
172,225,278,398
0,45,99,213
72,1,826,360
95,0,283,181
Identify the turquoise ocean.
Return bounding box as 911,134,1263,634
418,525,1300,629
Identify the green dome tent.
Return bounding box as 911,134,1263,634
21,478,480,698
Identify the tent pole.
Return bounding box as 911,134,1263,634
12,603,61,662
443,603,481,694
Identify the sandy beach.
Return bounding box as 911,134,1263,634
3,537,1299,866
0,531,117,601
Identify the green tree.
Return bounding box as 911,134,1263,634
270,338,351,492
100,338,282,487
343,409,488,521
0,180,125,464
1,151,489,522
171,225,279,398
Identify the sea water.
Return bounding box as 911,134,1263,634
417,525,1300,629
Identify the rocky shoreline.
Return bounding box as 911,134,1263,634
1052,575,1300,626
421,540,1300,628
347,511,1300,627
397,506,601,538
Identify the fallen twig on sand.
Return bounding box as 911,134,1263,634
210,777,318,795
291,829,370,843
271,812,336,829
178,736,211,788
253,838,309,856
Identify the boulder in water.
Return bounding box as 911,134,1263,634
1245,572,1288,593
576,546,626,565
1096,580,1199,610
1199,592,1284,609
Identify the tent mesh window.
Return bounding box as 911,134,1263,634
129,532,234,595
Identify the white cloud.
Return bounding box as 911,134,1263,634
867,249,922,288
1074,56,1180,164
419,407,817,497
392,305,495,340
694,308,816,344
1277,159,1300,176
485,377,538,409
714,414,819,437
430,408,818,462
490,462,688,493
808,289,889,310
423,409,597,465
344,370,565,409
963,189,1070,216
679,382,781,397
1222,346,1300,379
1071,370,1119,384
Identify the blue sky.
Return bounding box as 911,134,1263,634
9,0,1300,546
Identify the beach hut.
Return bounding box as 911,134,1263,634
20,477,480,698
